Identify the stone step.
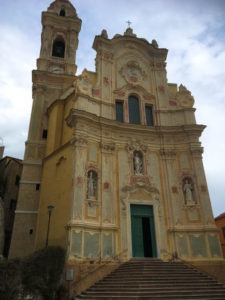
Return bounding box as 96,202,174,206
90,283,225,289
78,292,225,298
76,259,225,300
78,291,225,298
100,277,219,283
94,282,224,288
103,274,213,280
76,296,225,300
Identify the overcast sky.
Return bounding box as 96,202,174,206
1,0,225,217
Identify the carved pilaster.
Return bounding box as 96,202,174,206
99,142,115,153
150,61,167,71
32,84,46,99
160,148,176,160
71,137,88,148
190,147,203,158
97,50,114,63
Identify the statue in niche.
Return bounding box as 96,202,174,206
134,151,143,175
87,170,97,199
183,178,195,205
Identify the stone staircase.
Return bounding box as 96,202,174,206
75,259,225,299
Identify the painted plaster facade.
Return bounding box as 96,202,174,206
215,213,225,258
10,0,222,269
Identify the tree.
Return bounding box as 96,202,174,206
22,246,66,300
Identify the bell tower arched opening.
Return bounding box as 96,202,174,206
52,37,65,58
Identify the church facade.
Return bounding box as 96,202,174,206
10,0,222,271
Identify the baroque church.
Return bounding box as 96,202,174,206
9,0,223,290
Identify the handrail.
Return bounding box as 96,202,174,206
73,249,128,285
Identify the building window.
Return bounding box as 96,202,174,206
42,129,48,139
128,95,140,124
59,9,66,16
15,175,20,186
36,184,40,191
52,37,65,58
115,101,124,122
222,227,225,239
145,105,154,126
10,199,17,211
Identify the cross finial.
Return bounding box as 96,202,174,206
126,20,132,28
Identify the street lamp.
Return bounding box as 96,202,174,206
45,205,54,248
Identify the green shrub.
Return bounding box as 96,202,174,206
0,258,22,300
22,246,66,300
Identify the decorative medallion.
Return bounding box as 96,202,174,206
120,61,146,85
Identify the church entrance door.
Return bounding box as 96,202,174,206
131,204,157,258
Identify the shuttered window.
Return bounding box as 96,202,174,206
128,96,140,124
145,105,154,126
115,101,124,122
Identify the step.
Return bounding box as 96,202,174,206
96,282,222,288
75,295,224,300
75,259,225,300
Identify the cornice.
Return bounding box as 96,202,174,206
66,108,206,137
42,12,82,31
32,69,76,86
93,35,168,61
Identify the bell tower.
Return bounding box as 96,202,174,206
9,0,81,258
37,0,81,75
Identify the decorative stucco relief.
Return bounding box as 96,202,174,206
114,84,155,102
120,61,146,85
97,49,114,62
126,139,148,153
120,183,160,215
100,142,116,153
77,73,92,96
71,137,88,148
177,84,194,108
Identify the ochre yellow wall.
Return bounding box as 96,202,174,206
34,144,73,250
62,95,75,144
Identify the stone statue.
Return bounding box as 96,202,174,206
134,152,143,175
101,29,108,39
152,39,158,48
0,197,4,256
87,171,97,199
183,179,194,205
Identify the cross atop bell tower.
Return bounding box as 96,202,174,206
37,0,82,75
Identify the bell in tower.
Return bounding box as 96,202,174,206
37,0,81,75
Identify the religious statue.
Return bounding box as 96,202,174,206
134,152,143,175
183,179,194,205
87,171,97,199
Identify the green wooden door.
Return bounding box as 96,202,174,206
131,204,157,258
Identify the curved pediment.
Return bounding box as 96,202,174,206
113,83,155,102
120,182,160,212
122,183,159,195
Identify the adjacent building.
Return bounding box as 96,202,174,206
215,213,225,258
0,155,22,256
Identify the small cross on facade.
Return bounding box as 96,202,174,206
126,20,132,28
